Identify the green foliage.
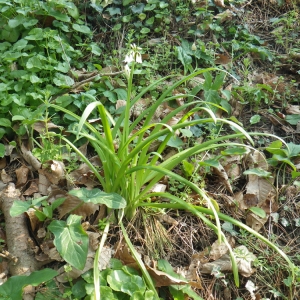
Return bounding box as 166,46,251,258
0,0,101,137
78,260,157,299
266,140,300,174
0,269,57,300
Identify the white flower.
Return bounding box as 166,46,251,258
123,44,143,79
124,63,131,79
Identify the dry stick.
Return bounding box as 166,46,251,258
0,183,43,299
50,70,124,103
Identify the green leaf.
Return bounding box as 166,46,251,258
221,147,247,155
123,0,134,5
286,114,300,125
48,8,70,22
106,7,121,15
8,15,26,28
0,144,5,158
68,188,126,209
243,168,273,178
48,215,89,270
66,2,79,19
114,88,127,100
140,27,150,34
53,73,75,87
266,140,284,155
286,142,300,157
248,207,266,218
0,118,11,127
25,28,43,40
198,158,220,168
72,24,92,34
250,114,261,124
107,269,146,296
10,201,31,217
176,46,192,69
182,160,194,177
99,286,116,300
0,269,57,300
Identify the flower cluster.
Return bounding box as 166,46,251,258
124,44,142,79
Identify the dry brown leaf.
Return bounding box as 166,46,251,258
1,169,12,183
38,172,50,195
0,158,6,170
214,0,225,7
15,165,29,188
286,105,300,115
68,157,101,188
258,193,278,214
214,9,233,23
58,194,99,218
245,175,273,204
223,159,241,180
212,164,233,193
209,237,235,260
23,180,39,196
246,212,268,232
241,194,258,210
147,266,188,287
201,246,256,277
158,214,178,226
33,121,60,133
40,160,65,185
25,208,42,232
215,53,231,65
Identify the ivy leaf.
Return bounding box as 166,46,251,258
107,269,146,296
48,215,88,270
250,114,261,124
8,15,26,28
53,73,75,87
243,168,273,178
286,114,300,125
68,188,126,209
176,46,192,69
10,201,32,217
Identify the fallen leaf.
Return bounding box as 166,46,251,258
286,105,300,115
214,0,225,7
215,53,231,65
1,170,12,184
209,237,235,260
201,246,256,277
23,180,39,196
212,164,233,193
40,160,65,185
58,194,100,218
33,121,60,133
246,212,268,232
0,157,7,169
15,165,29,188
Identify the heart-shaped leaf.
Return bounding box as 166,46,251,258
68,188,126,209
48,215,88,270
